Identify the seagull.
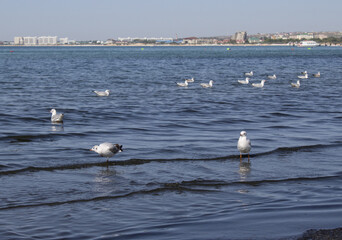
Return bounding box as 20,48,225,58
176,80,189,87
237,131,251,161
298,73,308,79
291,80,300,88
90,142,123,163
185,77,195,82
245,71,253,76
252,80,266,88
200,80,214,88
312,72,320,77
238,77,250,84
268,74,276,79
50,109,64,123
94,90,110,96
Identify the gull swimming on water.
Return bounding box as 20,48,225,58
50,109,64,123
238,77,250,84
298,73,308,79
252,80,266,88
245,71,253,76
312,72,320,77
268,74,277,79
185,77,195,82
200,80,214,88
94,90,110,96
90,142,123,163
237,131,251,161
291,80,300,88
176,80,189,87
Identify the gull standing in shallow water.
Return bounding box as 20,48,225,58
291,80,300,88
94,90,110,96
238,77,250,85
90,142,123,163
200,80,214,88
252,80,266,88
237,131,251,161
50,109,64,123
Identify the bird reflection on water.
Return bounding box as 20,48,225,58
51,124,64,132
239,161,251,180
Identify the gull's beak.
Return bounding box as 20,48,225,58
90,149,93,151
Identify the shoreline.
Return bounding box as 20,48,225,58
298,227,342,239
1,43,341,47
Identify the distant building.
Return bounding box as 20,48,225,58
106,39,116,45
14,37,24,45
248,37,263,43
14,36,65,45
233,31,248,43
183,37,198,44
117,37,173,42
314,34,328,40
59,37,69,44
38,36,57,45
24,37,38,45
296,33,314,40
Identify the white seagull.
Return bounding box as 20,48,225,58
90,142,123,163
176,80,189,87
245,71,253,76
252,80,266,88
312,72,320,77
268,74,277,79
237,131,252,161
185,77,195,82
238,77,250,85
94,90,110,96
50,109,64,123
298,73,308,79
200,80,214,88
291,80,300,88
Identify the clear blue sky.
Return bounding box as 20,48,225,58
1,0,341,40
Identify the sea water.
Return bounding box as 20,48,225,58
0,46,342,239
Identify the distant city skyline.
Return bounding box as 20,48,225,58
1,0,342,41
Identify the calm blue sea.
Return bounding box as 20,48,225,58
0,46,342,239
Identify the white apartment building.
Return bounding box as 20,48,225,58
38,36,57,45
24,37,38,45
14,36,60,45
59,37,69,44
14,37,24,45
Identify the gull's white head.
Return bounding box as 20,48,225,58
240,131,247,137
50,109,56,114
105,90,110,93
90,145,99,153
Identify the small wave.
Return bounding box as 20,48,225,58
0,132,89,143
1,143,341,176
0,185,209,211
1,175,340,211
